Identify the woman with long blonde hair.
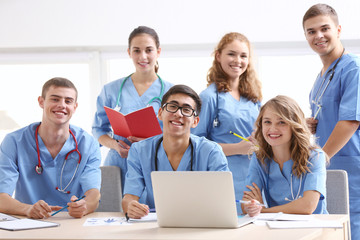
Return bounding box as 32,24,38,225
192,32,262,214
242,95,328,216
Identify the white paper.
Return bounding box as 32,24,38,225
83,217,130,226
256,212,314,221
0,213,18,221
266,219,343,229
0,219,59,231
129,213,157,222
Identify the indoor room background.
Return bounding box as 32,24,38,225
1,0,359,152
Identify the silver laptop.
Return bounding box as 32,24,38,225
151,171,254,228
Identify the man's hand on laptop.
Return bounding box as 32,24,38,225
127,200,150,219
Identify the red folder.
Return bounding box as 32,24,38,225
104,106,162,138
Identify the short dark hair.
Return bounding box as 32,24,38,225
42,77,78,100
161,85,202,116
303,4,339,28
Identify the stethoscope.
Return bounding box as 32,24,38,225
265,161,302,207
35,123,82,194
114,73,165,112
312,48,345,119
154,136,194,171
213,91,220,127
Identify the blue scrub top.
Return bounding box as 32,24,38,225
245,149,328,214
309,54,360,207
0,122,101,207
191,83,260,212
124,134,229,209
92,76,173,190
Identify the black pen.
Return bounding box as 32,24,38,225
51,195,86,216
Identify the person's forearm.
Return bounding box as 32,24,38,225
98,134,118,150
219,141,254,156
261,191,320,215
323,120,360,158
0,193,30,216
83,189,101,215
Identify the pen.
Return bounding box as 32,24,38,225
229,131,250,142
236,200,266,207
230,131,259,148
51,195,86,216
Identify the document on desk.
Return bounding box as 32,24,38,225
0,213,18,221
256,212,314,221
0,219,59,231
104,106,162,138
266,219,343,229
129,213,157,222
83,217,130,226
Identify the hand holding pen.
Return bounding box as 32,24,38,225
51,195,86,217
241,199,264,217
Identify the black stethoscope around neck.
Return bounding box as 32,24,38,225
312,48,345,119
154,136,194,171
35,123,82,194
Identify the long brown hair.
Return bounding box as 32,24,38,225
254,95,325,177
207,32,262,103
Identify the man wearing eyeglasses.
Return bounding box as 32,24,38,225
122,84,229,219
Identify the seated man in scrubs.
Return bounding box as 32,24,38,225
0,77,101,219
122,84,229,219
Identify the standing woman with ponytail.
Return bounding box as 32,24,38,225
192,32,262,214
92,26,173,194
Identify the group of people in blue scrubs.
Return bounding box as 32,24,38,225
0,3,359,239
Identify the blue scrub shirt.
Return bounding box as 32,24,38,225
245,149,328,214
92,76,173,193
192,83,260,213
0,122,101,206
123,134,229,209
309,53,360,238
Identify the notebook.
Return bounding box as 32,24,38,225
151,171,255,228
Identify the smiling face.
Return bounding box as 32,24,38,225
304,15,342,58
261,107,292,151
158,93,199,139
128,33,161,74
215,39,249,82
38,86,78,126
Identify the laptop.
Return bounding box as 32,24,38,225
151,171,255,228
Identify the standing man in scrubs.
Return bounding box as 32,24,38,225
92,26,173,194
192,32,262,214
304,4,360,239
0,77,101,219
122,85,229,219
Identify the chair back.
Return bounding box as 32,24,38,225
326,169,349,214
96,166,122,212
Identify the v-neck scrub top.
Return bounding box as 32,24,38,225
245,149,327,214
123,134,229,209
309,53,360,238
92,76,173,192
192,83,260,213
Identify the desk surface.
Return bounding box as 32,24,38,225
0,212,349,240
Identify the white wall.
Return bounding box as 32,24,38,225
0,0,359,49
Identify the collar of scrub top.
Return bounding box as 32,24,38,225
114,73,165,112
312,48,345,119
35,123,82,194
154,136,194,171
265,160,302,207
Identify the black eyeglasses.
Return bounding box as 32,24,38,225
162,103,197,117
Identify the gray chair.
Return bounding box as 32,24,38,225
326,169,349,214
96,166,122,212
326,169,351,239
